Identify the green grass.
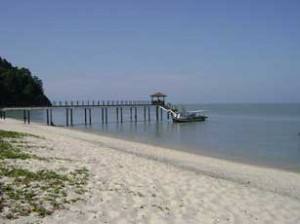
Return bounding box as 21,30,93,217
0,141,32,160
0,130,46,161
0,130,27,138
0,167,89,219
0,130,89,219
0,130,40,139
0,167,70,182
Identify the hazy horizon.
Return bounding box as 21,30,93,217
1,0,299,104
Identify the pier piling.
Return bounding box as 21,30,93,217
116,107,119,122
148,107,151,121
27,110,30,124
105,108,108,123
84,108,87,125
89,108,92,125
24,110,27,124
120,107,123,123
66,109,69,126
70,109,73,126
46,109,49,125
50,109,53,125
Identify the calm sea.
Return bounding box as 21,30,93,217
7,103,300,171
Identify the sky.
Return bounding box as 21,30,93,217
1,0,299,103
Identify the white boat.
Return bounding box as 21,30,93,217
171,110,207,123
160,106,207,123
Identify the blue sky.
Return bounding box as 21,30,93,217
1,0,299,103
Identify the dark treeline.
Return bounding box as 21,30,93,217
0,57,51,107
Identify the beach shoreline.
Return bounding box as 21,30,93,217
1,118,300,223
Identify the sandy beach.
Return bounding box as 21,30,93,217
1,118,300,224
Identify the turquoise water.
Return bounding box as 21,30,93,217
6,103,300,171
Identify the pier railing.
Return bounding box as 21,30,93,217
51,100,151,107
0,100,151,108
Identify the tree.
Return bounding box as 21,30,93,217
0,57,51,107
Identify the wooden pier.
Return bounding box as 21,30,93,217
0,93,172,126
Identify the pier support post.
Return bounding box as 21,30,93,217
156,106,159,121
160,107,163,121
116,107,119,122
105,108,108,123
3,111,6,120
130,107,133,122
120,107,123,123
24,110,27,124
0,110,2,119
27,110,30,124
148,107,151,121
50,109,53,125
89,108,92,125
101,108,104,123
46,109,49,125
144,107,146,121
70,109,73,126
66,108,69,126
135,107,137,122
84,108,87,125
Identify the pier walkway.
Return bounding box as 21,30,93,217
0,92,177,126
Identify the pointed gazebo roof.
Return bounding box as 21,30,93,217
150,92,167,97
150,92,167,106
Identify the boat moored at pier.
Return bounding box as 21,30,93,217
159,105,208,123
171,110,207,123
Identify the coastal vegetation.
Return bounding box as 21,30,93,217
0,130,89,219
0,57,51,107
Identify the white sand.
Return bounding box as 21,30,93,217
1,118,300,224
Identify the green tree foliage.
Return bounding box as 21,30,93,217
0,57,51,107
